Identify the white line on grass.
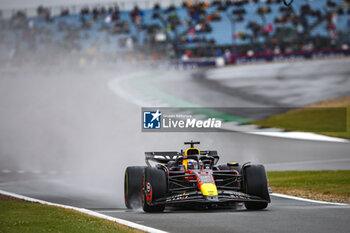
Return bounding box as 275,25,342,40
0,189,168,233
271,193,349,206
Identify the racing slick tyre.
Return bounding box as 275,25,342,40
242,164,270,210
124,166,146,209
142,167,167,212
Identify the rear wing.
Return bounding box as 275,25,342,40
145,152,182,166
145,150,219,166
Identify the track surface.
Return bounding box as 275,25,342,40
97,197,350,233
0,60,349,233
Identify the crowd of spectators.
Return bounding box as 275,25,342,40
0,0,349,67
172,0,350,62
146,0,350,57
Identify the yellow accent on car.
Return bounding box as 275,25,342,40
184,147,200,157
182,159,189,170
200,183,218,196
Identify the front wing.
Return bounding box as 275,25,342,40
152,190,269,205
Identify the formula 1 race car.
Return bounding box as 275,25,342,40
124,141,270,212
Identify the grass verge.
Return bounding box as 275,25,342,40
267,170,350,204
0,195,143,233
251,95,350,139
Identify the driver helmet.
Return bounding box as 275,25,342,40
187,159,198,170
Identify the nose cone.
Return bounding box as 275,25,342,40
200,183,218,196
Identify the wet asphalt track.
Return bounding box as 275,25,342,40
96,197,350,233
1,171,350,233
0,59,350,233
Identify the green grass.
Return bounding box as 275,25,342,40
267,170,350,196
0,200,141,233
252,107,349,139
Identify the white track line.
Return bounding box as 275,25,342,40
250,131,348,143
271,193,348,206
0,190,168,233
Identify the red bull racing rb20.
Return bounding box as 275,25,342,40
124,141,270,212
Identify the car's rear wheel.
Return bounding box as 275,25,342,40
124,166,145,209
242,164,270,210
142,167,167,212
217,163,241,173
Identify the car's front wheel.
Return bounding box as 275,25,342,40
141,167,167,212
242,164,270,210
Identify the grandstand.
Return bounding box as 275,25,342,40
0,0,349,65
